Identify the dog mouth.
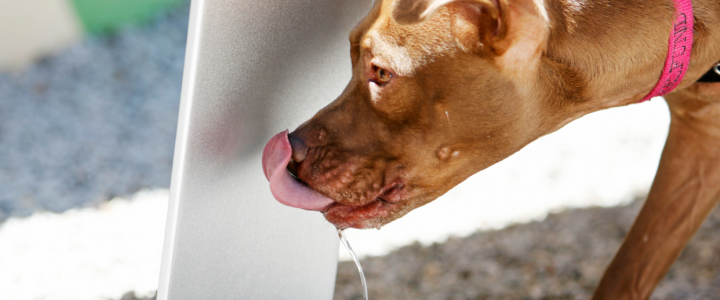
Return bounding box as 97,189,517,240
288,162,406,229
262,130,405,228
323,184,405,229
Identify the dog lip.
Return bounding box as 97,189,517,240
327,198,388,211
331,181,405,208
324,198,397,229
322,181,406,229
379,182,405,202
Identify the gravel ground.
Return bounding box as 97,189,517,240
335,198,720,300
0,4,189,221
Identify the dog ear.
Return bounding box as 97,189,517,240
393,0,509,54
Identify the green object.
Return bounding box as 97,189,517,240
69,0,186,33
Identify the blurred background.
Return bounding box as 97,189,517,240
0,0,719,299
1,0,186,299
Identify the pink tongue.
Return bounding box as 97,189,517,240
261,130,334,211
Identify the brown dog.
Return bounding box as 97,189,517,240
261,0,720,298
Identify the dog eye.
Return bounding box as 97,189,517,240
375,67,392,85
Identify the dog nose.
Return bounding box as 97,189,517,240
288,133,308,163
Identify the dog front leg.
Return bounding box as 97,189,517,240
592,93,720,300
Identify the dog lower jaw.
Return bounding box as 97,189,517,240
289,161,407,229
322,181,409,229
324,198,398,230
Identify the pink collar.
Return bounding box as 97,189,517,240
639,0,694,102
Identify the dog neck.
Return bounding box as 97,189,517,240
538,0,718,110
545,0,676,105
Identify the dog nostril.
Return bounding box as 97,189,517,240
288,133,308,163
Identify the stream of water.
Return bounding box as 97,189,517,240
338,229,369,300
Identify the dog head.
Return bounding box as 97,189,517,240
263,0,583,229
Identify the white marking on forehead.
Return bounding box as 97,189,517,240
365,32,415,76
420,0,456,21
532,0,550,23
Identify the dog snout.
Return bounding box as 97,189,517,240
288,133,308,163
